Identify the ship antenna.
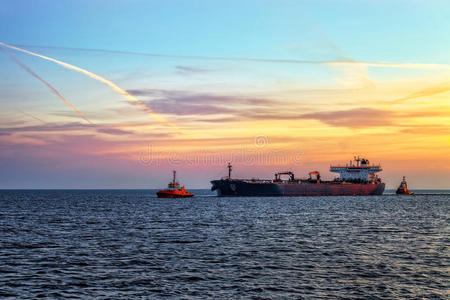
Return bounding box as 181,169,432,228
227,162,232,179
173,170,176,184
354,155,361,166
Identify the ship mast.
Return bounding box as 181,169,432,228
401,176,407,188
227,162,232,179
172,170,177,184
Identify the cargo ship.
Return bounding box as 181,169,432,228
211,157,385,196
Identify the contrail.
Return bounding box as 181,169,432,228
391,81,450,104
327,61,450,70
2,48,93,124
11,44,450,70
12,44,327,64
17,109,47,124
0,42,170,125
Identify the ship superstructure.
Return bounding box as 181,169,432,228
330,156,382,183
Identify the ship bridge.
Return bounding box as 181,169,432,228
330,156,382,182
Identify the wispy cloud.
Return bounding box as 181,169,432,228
175,65,213,76
127,88,274,104
96,128,133,135
1,122,91,134
1,122,135,136
297,108,393,128
294,108,448,128
181,107,447,129
127,89,279,116
399,125,450,135
316,38,375,90
127,88,449,128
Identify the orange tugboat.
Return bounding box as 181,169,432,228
396,176,414,195
157,171,194,198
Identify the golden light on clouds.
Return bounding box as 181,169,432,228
1,42,449,188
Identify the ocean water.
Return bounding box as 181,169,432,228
0,190,448,299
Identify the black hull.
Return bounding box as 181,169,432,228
211,179,385,197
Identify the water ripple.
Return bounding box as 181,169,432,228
0,190,448,299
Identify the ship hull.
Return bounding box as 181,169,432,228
211,180,385,197
157,190,194,198
396,190,413,195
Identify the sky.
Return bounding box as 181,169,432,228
0,0,449,189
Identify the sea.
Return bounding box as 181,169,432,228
0,189,448,299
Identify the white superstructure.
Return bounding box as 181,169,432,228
330,156,382,182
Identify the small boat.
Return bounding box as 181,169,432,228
396,176,413,195
157,171,194,198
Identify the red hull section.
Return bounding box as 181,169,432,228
157,190,194,198
278,182,385,196
211,180,385,196
396,188,413,195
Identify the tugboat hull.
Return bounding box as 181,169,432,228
157,190,194,198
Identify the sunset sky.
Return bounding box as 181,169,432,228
1,0,449,189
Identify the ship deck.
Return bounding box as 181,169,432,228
215,179,376,185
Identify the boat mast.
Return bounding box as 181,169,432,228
173,170,176,184
401,176,407,188
227,162,232,179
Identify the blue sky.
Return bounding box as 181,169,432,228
2,0,449,63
